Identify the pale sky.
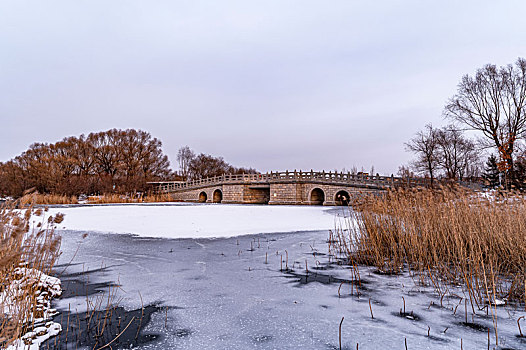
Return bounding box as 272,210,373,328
1,1,526,175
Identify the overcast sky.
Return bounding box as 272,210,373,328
1,1,526,174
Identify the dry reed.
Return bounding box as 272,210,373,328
0,201,62,346
19,193,78,206
87,192,174,204
17,191,175,206
335,186,526,309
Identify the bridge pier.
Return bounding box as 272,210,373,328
268,183,305,205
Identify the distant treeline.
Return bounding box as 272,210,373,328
0,129,174,197
0,129,259,198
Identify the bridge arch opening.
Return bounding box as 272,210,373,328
310,188,325,205
198,192,207,203
213,189,223,203
335,190,351,206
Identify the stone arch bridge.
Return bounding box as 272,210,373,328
149,171,427,206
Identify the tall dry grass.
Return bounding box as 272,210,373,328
17,192,174,205
335,187,526,308
87,192,174,204
0,202,62,346
19,193,79,206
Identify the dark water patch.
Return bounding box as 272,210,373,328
56,266,119,298
53,262,83,270
515,335,526,346
458,321,489,332
312,264,335,271
60,279,117,299
284,271,350,286
307,251,326,257
311,260,348,271
426,335,449,343
282,271,369,293
56,264,117,279
42,304,166,349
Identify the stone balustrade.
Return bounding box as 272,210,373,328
150,170,429,194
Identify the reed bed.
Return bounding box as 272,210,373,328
19,193,78,206
87,192,174,204
335,187,526,309
17,192,175,206
0,202,62,347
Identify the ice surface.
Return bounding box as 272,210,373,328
46,203,526,350
41,205,526,350
45,203,337,238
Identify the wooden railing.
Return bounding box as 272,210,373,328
150,170,430,192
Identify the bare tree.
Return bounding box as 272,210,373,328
444,58,526,186
186,152,257,180
435,126,478,180
405,124,439,184
187,153,230,180
176,146,195,180
397,165,414,179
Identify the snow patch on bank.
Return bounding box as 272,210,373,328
2,268,62,350
46,203,339,238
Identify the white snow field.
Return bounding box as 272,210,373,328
46,203,339,238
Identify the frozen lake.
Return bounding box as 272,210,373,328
44,204,525,349
46,202,338,238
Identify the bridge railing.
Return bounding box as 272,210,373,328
151,170,430,192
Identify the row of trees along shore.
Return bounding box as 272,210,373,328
405,57,526,189
0,129,172,197
0,129,258,198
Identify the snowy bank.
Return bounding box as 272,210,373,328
45,203,339,238
2,268,62,350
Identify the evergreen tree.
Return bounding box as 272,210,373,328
482,155,500,188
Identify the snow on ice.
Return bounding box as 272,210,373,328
45,203,339,238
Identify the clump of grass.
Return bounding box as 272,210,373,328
336,187,526,308
19,193,78,206
141,192,175,203
87,194,136,204
15,191,174,206
0,202,62,346
87,192,174,204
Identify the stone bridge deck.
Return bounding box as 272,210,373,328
150,171,428,205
